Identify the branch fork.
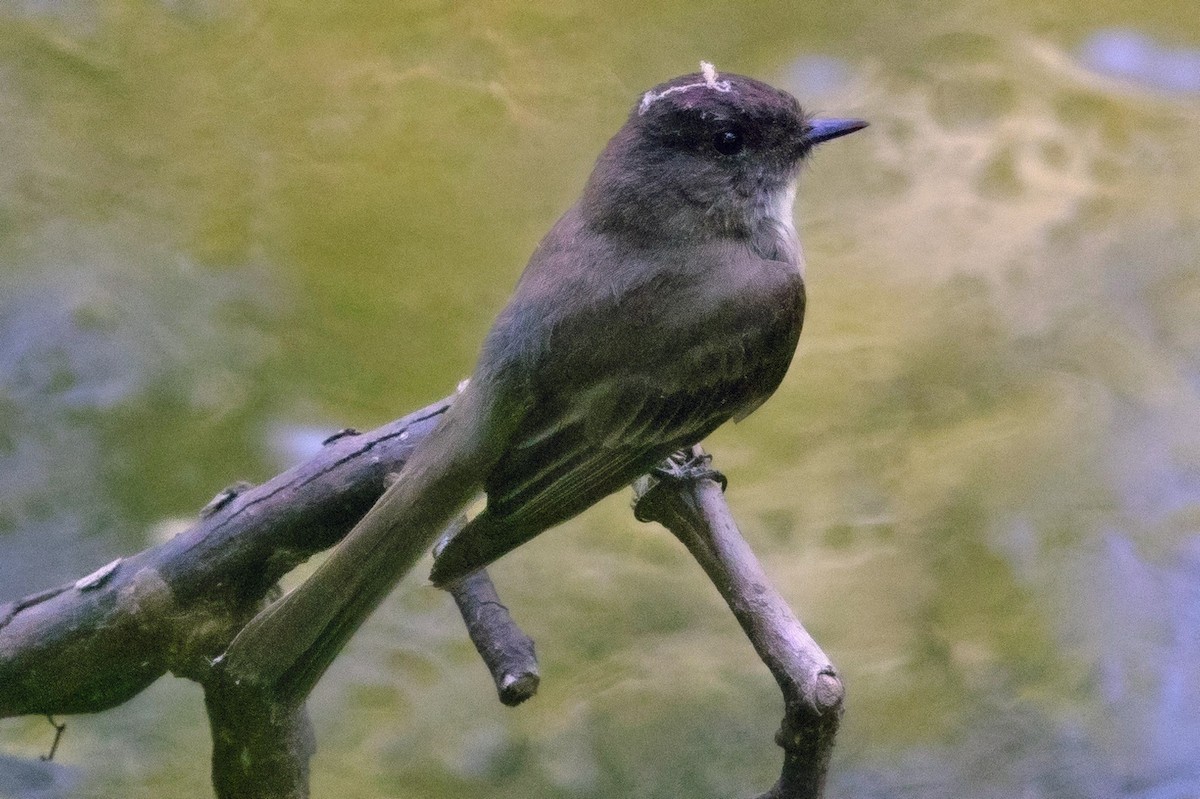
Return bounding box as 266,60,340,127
2,405,841,798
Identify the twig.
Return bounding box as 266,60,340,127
633,446,844,799
446,569,540,706
435,519,540,706
39,715,66,761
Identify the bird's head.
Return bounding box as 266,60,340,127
582,63,866,251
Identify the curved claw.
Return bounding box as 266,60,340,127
635,447,728,523
650,448,728,492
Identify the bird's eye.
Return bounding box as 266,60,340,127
712,128,744,156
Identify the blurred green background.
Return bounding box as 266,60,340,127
2,1,1200,797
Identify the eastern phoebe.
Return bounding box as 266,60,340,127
227,63,866,683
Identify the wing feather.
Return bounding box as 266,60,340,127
430,239,806,585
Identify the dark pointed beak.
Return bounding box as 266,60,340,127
802,117,869,147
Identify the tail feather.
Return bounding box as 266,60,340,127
429,511,532,587
221,391,495,696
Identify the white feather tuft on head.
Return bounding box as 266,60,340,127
638,60,734,115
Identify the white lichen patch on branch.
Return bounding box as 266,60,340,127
75,558,122,591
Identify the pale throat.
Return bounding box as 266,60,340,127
753,182,803,272
771,182,798,241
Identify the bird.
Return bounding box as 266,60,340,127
224,63,866,688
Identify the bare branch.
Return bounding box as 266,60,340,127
204,681,314,799
432,519,540,706
2,408,838,799
1,396,454,720
633,446,843,799
446,569,540,706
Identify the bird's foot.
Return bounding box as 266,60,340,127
634,447,727,523
650,447,728,491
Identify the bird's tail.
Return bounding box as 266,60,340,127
429,509,535,588
221,386,499,696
